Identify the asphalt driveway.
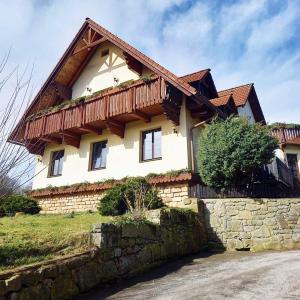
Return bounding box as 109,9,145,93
77,250,300,300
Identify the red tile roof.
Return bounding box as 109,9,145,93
180,69,210,83
10,19,227,144
218,83,253,107
210,95,232,106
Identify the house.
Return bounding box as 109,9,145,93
272,125,300,186
8,18,265,213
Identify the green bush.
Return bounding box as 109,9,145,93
197,117,278,191
98,177,163,216
0,195,40,217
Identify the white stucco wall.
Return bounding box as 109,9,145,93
32,104,191,189
237,101,255,123
72,41,152,99
275,146,300,172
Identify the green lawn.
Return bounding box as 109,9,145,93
0,212,111,271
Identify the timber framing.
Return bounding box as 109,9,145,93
8,18,225,154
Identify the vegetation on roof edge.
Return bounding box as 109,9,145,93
27,74,155,121
268,123,300,129
30,168,192,193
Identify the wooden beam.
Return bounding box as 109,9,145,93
132,110,151,123
123,52,143,76
68,46,97,86
73,37,106,55
50,81,72,100
106,120,125,138
40,137,62,144
63,136,81,148
80,124,102,135
58,131,80,140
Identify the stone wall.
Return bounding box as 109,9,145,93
37,183,191,214
38,192,104,214
0,208,207,299
201,198,300,251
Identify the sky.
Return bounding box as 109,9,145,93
0,0,299,123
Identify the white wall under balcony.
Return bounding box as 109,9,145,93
32,108,192,189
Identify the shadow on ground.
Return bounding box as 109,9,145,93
76,250,223,300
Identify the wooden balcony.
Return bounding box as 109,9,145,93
272,127,300,146
23,76,181,153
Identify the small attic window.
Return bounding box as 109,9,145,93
101,49,109,57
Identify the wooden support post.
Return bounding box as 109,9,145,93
132,110,151,123
106,120,125,138
80,125,102,135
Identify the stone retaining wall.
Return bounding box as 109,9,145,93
0,208,207,299
37,183,191,214
38,192,104,214
201,198,300,251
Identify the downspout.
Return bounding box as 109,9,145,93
190,118,213,172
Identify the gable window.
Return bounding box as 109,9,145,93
101,49,109,57
90,141,108,170
49,150,64,177
141,128,162,161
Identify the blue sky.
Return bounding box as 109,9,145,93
0,0,299,123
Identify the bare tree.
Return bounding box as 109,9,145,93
0,52,39,197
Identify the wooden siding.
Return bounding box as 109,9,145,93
24,77,166,140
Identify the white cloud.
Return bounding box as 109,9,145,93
0,0,299,124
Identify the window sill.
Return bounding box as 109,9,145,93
88,167,107,172
48,174,62,178
140,157,162,163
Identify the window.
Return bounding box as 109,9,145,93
287,154,299,179
141,128,162,161
101,49,109,57
90,141,108,170
49,150,64,177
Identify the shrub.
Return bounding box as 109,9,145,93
98,177,163,216
197,117,278,191
0,195,40,217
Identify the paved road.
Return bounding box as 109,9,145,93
77,250,300,300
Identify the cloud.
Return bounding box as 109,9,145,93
0,0,299,123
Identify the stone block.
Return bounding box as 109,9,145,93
276,215,289,229
114,248,122,258
245,204,261,211
227,220,243,232
5,275,22,293
51,275,79,299
0,281,6,297
252,225,271,239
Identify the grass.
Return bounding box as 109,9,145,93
0,212,111,271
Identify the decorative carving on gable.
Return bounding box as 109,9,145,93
73,27,106,55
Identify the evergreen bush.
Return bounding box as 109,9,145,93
0,195,40,217
197,117,278,191
98,177,163,216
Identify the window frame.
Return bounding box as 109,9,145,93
48,149,65,177
140,128,162,162
89,140,108,171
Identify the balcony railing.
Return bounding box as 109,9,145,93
267,157,294,188
24,76,166,140
272,127,300,144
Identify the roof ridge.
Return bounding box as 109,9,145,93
87,18,197,96
179,68,210,79
218,83,253,93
